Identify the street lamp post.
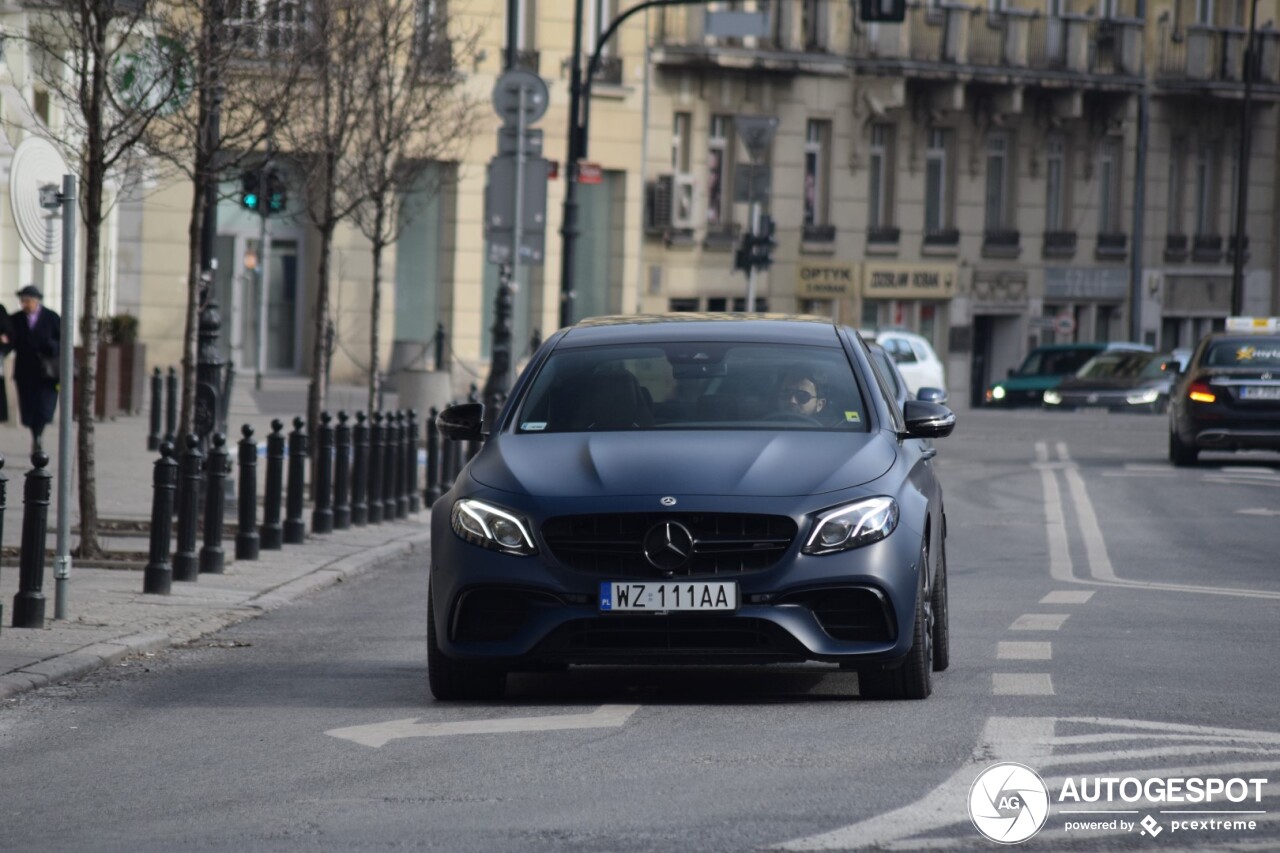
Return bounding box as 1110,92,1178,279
1231,0,1261,316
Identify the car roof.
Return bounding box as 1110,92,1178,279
561,313,842,347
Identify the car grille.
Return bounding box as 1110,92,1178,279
537,616,807,659
541,512,798,578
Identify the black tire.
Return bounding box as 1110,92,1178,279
1169,429,1199,467
859,560,933,701
930,536,950,673
427,583,507,701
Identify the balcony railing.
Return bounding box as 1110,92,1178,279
1165,233,1189,261
514,48,540,74
592,55,624,85
1043,231,1077,257
1096,232,1128,259
1158,24,1280,85
1192,234,1223,262
657,1,838,53
867,225,900,244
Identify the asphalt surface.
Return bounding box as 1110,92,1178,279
0,408,1277,852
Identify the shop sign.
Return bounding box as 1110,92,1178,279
863,262,956,299
797,261,856,298
1044,267,1128,301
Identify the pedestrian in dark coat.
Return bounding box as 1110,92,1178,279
10,285,60,453
0,303,12,424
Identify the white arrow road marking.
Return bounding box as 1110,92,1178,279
325,704,639,748
1238,507,1280,517
775,716,1280,851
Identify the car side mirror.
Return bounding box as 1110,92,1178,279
1161,361,1181,375
1007,367,1017,378
916,386,949,405
437,402,485,442
901,400,956,440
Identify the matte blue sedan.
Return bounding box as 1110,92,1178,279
429,314,956,700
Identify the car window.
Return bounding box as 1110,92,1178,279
1077,352,1158,379
883,338,918,364
910,341,932,363
516,342,870,433
1204,336,1280,367
1021,348,1098,376
869,347,904,401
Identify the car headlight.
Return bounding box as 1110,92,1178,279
991,385,1006,401
803,497,899,555
450,499,538,555
1126,388,1161,405
1043,390,1062,405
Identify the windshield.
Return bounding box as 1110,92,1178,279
1018,347,1101,377
1076,352,1163,379
516,342,869,433
1205,336,1280,368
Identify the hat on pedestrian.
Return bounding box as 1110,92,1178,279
15,285,42,300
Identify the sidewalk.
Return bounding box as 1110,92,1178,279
0,376,431,702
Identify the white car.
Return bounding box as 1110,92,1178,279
863,329,947,396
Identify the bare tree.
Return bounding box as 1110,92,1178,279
348,0,480,411
274,0,374,432
18,0,192,557
145,0,306,440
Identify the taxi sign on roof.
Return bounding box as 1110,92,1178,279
1224,316,1279,333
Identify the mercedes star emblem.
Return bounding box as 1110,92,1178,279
642,521,695,574
660,496,677,506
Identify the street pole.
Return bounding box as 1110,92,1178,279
746,198,760,311
559,0,586,329
1231,0,1260,316
1129,49,1149,344
256,160,272,391
54,174,76,621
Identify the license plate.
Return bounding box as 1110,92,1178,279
1241,386,1280,400
599,581,738,612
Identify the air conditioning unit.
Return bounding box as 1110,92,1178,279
645,173,697,233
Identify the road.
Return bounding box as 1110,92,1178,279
1,408,1277,852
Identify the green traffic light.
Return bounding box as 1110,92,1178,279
243,192,259,210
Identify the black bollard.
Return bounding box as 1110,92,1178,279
425,407,441,507
172,434,204,582
351,412,369,526
334,411,352,530
143,443,178,595
235,425,260,561
395,411,410,519
313,412,335,534
438,404,455,490
11,452,52,627
406,409,420,514
148,367,163,451
368,413,384,524
261,419,285,550
199,433,230,574
0,455,6,630
284,416,308,544
164,366,178,445
382,411,399,521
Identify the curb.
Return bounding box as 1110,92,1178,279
0,529,432,704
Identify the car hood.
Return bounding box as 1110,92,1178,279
1057,376,1171,393
469,430,898,498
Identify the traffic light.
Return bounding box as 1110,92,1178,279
240,170,261,211
752,215,777,269
734,231,754,274
265,170,287,214
860,0,906,23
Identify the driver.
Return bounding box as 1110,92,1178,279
775,367,827,419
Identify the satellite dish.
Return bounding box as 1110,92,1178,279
9,136,70,263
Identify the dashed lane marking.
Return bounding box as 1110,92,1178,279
997,641,1053,660
1040,590,1095,605
1237,508,1280,517
993,673,1055,696
1010,613,1070,631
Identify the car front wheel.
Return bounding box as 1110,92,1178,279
931,536,950,672
859,549,933,701
428,581,507,701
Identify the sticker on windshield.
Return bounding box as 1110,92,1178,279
1237,346,1280,362
845,411,861,423
521,422,547,431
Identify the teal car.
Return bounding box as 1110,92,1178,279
985,343,1152,407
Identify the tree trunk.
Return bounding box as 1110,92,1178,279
367,200,386,413
307,220,335,436
179,176,205,442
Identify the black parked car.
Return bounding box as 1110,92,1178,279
430,315,956,701
1168,323,1280,465
1042,351,1178,414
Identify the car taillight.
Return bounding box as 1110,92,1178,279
1188,382,1216,404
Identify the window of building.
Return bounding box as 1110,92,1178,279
1167,137,1185,235
804,119,830,227
672,112,691,172
984,132,1012,232
669,298,699,312
707,115,732,228
1045,134,1067,231
868,124,895,229
1195,141,1216,236
519,0,537,49
1098,136,1123,233
588,0,620,54
1196,0,1214,25
706,297,728,312
802,0,825,49
924,128,953,236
